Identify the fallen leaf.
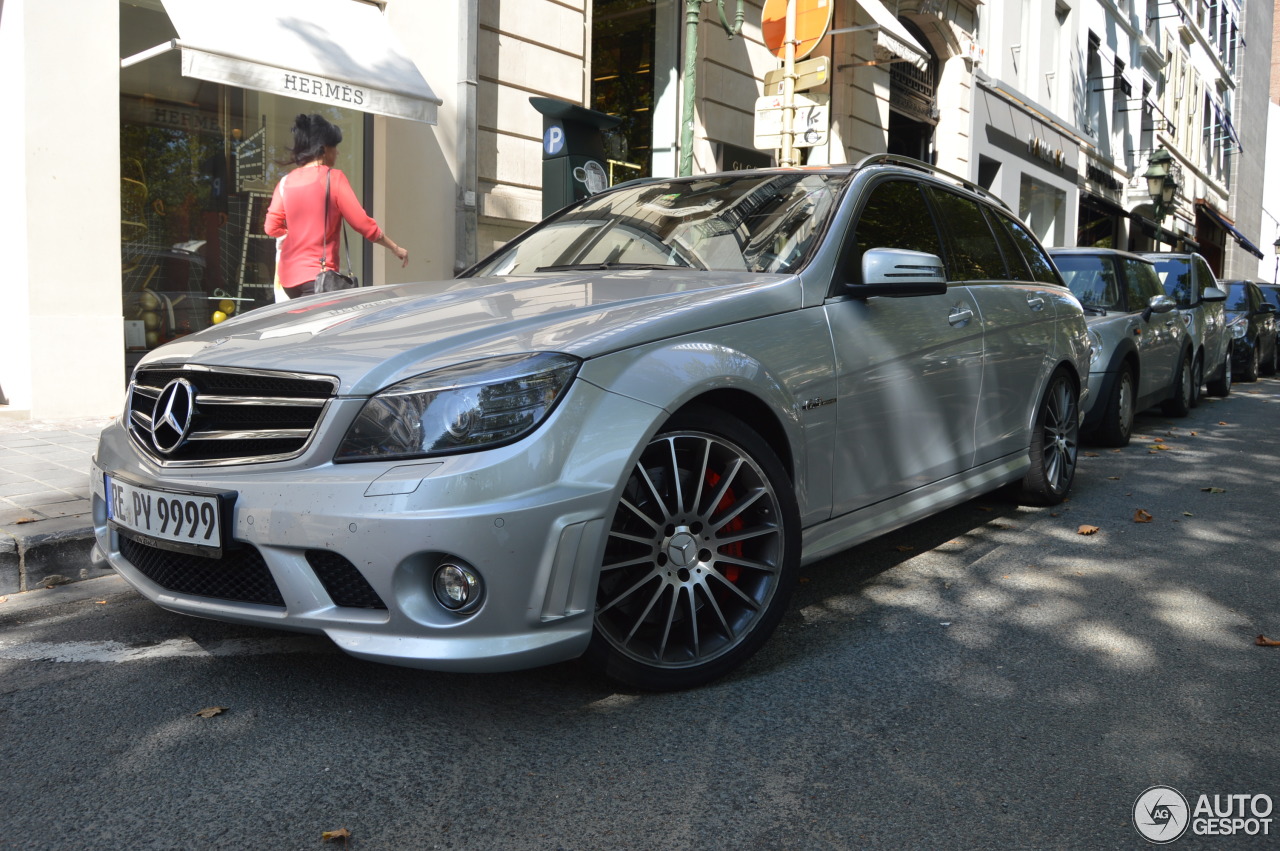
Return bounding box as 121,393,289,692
194,706,227,718
799,577,810,583
95,600,107,604
1050,512,1059,517
1107,476,1120,480
1201,487,1226,494
1077,525,1100,535
1218,421,1228,425
1084,452,1100,457
0,596,7,604
1183,512,1193,517
1110,449,1123,453
977,506,995,512
1255,635,1280,647
894,545,915,552
1190,431,1197,436
1133,509,1154,523
41,574,71,588
1148,444,1172,451
322,828,352,843
14,517,37,525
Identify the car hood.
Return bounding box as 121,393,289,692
138,270,801,395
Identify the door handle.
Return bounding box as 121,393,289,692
1026,295,1046,311
948,306,974,327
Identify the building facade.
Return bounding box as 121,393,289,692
0,0,1271,420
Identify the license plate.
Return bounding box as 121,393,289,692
105,474,226,556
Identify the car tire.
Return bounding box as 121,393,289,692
1262,340,1278,377
1162,350,1193,417
1018,368,1079,506
1188,354,1203,408
585,407,800,691
1096,365,1135,447
1206,348,1231,397
1240,341,1260,382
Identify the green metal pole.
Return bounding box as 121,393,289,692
679,0,700,176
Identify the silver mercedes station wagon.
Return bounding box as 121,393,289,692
92,157,1090,690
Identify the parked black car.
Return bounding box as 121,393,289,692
1257,283,1280,364
1221,280,1278,382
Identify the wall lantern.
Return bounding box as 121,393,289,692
1144,148,1178,220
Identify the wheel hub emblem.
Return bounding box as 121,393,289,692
667,531,698,568
151,378,197,454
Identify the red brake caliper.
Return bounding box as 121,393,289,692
705,469,743,582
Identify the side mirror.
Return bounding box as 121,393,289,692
1201,286,1227,303
1143,293,1177,322
1257,302,1278,314
847,248,947,299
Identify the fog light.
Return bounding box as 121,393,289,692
433,562,482,613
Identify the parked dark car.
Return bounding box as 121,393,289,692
1257,283,1280,365
1051,248,1194,446
1220,280,1278,382
1141,252,1230,400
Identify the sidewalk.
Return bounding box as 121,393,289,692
0,415,116,596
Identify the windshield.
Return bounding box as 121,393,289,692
471,173,845,277
1054,254,1121,311
1147,256,1193,306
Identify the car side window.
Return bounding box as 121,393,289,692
848,179,944,284
1193,256,1216,301
996,214,1062,285
927,188,1009,281
983,207,1032,281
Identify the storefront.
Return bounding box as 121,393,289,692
117,0,438,369
971,74,1080,249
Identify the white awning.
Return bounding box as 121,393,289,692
121,0,440,124
852,0,930,72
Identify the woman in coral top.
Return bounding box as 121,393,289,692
265,114,409,299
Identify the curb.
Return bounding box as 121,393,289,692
0,518,107,595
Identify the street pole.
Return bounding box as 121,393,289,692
679,0,700,176
779,0,797,167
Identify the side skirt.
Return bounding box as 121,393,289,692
799,454,1029,567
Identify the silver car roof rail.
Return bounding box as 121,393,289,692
853,153,1012,213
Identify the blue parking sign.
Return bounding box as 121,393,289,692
544,124,565,156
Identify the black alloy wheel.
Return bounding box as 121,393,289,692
587,408,800,691
1019,369,1079,505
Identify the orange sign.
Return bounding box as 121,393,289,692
761,0,834,60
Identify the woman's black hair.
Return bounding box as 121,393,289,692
287,113,343,165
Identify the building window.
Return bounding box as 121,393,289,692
592,0,656,178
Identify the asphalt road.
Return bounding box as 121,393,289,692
3,379,1278,850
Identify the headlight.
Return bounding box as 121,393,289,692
1228,317,1248,340
335,352,580,461
1087,328,1103,368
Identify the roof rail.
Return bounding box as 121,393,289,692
853,153,1011,212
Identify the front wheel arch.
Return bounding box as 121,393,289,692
584,407,802,691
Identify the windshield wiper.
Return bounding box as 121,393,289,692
534,262,687,273
1081,305,1108,316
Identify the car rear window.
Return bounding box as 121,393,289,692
1258,286,1280,311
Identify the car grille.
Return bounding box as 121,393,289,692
305,550,387,609
127,365,338,466
119,534,285,608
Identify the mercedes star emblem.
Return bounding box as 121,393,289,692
151,377,197,454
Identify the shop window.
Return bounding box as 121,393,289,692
592,0,657,179
1019,174,1066,247
119,1,366,361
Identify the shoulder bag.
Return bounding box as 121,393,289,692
314,168,359,293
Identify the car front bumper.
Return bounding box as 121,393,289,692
90,381,663,672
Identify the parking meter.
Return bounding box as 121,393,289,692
530,97,621,218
